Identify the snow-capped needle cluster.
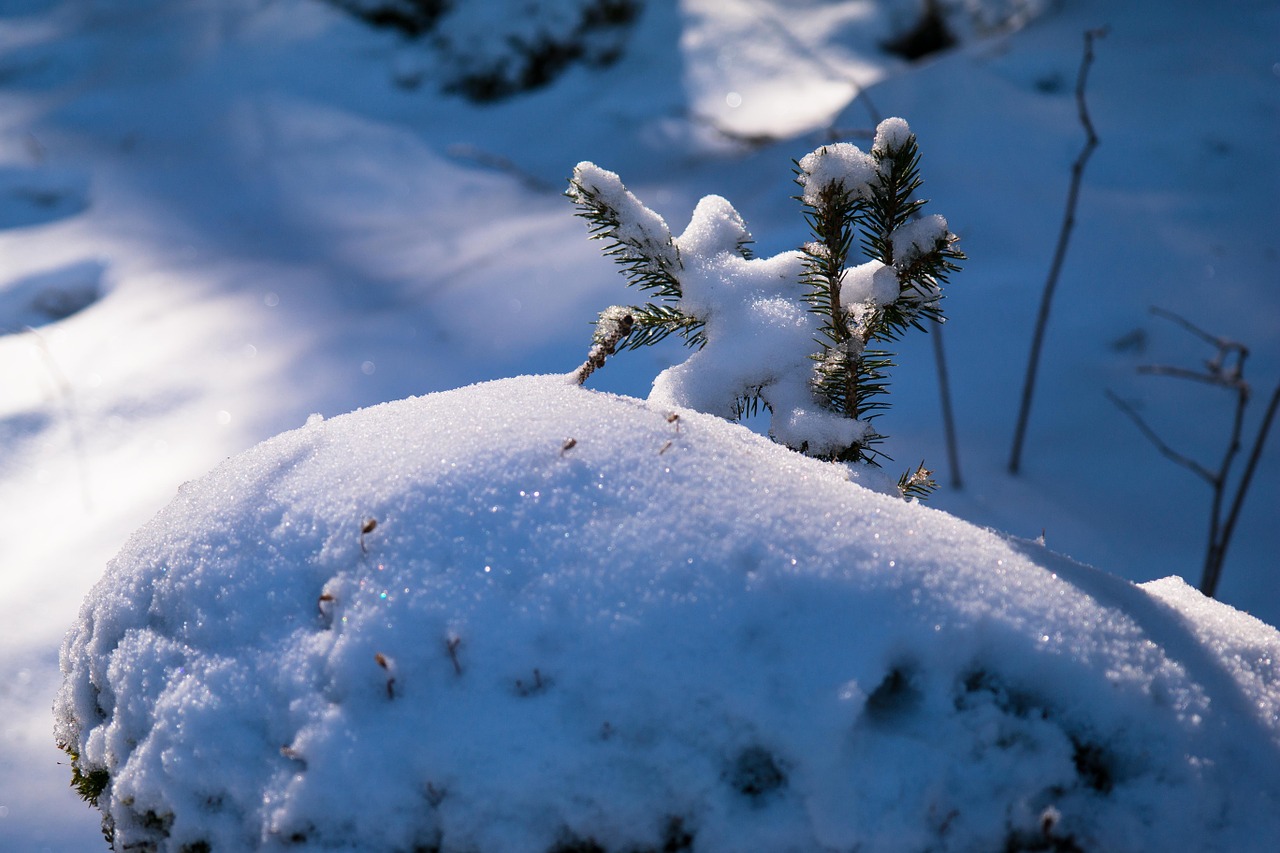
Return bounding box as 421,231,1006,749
568,116,963,477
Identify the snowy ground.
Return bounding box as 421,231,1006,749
1,0,1278,848
52,376,1280,851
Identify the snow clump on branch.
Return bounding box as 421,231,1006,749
569,116,964,478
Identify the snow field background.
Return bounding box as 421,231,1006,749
0,0,1277,848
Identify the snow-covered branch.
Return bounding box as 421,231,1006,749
569,117,963,478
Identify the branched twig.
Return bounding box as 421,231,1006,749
1148,306,1230,350
1203,381,1279,597
1108,307,1278,598
1009,27,1107,474
1137,364,1243,388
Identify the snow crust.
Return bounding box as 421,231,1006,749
56,376,1280,852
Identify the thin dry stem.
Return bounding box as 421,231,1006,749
1105,390,1216,485
1202,382,1280,596
1110,307,1279,598
1009,27,1107,474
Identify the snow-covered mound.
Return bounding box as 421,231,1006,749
55,376,1280,852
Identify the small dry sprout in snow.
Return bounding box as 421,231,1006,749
425,783,446,809
317,591,336,627
360,517,378,553
374,652,396,699
516,667,548,697
445,633,463,675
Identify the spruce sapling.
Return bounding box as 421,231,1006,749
798,118,964,464
568,117,962,493
565,164,704,354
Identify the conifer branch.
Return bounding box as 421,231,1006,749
897,461,937,501
794,123,963,466
572,306,634,385
618,303,706,350
799,167,865,429
570,119,961,488
567,166,683,300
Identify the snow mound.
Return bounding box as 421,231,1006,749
55,376,1280,852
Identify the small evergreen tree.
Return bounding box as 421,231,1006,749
568,117,962,494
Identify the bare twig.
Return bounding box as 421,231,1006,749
1009,27,1108,474
1203,381,1280,596
1203,364,1250,582
1105,390,1215,484
425,783,446,808
1109,308,1278,598
1149,306,1230,350
1137,364,1241,388
931,320,962,488
445,144,558,194
445,634,463,675
318,592,336,627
